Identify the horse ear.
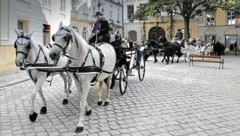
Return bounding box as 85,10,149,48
29,31,35,37
59,22,63,29
14,29,20,36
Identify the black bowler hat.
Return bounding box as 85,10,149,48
95,11,102,17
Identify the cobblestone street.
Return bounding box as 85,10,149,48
1,56,240,136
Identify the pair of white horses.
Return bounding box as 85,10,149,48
180,40,213,62
14,23,116,133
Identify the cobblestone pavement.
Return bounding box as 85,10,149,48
1,56,240,136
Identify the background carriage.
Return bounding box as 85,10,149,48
111,36,146,95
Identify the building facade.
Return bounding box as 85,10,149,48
0,0,71,75
71,0,123,41
198,8,240,53
123,0,199,42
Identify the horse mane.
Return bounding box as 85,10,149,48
70,27,89,50
30,38,49,53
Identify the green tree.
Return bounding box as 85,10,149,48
216,0,240,10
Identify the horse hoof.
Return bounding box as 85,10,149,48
29,112,38,122
75,127,84,133
62,99,68,105
40,107,47,114
97,101,102,106
68,90,72,93
86,110,92,116
104,101,109,106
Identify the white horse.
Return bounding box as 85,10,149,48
181,41,201,61
14,30,72,122
49,23,116,133
200,42,213,55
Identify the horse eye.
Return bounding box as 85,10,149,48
63,36,69,41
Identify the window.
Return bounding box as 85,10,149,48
225,35,237,51
18,19,29,32
72,0,77,11
127,5,134,19
93,6,96,16
117,8,120,22
205,35,216,43
128,30,137,41
206,12,215,25
42,0,51,7
60,0,66,12
227,11,236,25
109,4,113,19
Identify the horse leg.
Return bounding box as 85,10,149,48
171,55,174,63
96,81,103,106
67,72,72,92
177,56,180,63
153,51,158,63
104,74,112,106
184,54,187,62
39,87,47,114
59,72,70,105
74,78,91,116
166,55,169,64
29,76,45,122
75,81,90,133
162,54,165,63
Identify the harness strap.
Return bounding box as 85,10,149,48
81,49,91,67
34,45,49,65
28,70,37,83
73,72,80,82
53,43,67,54
64,54,78,60
89,49,96,66
16,51,28,57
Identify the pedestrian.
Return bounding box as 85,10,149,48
175,29,183,40
89,11,110,45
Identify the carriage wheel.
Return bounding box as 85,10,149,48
119,65,128,95
138,55,146,81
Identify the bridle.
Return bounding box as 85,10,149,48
15,34,49,67
52,27,72,55
14,35,31,59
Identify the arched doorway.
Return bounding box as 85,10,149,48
128,30,137,41
148,27,165,41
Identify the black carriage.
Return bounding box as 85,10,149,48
111,38,146,95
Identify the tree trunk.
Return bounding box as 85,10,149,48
169,12,174,39
183,17,190,39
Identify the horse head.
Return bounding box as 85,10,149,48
14,29,33,67
49,22,73,60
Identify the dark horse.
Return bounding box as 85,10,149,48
146,38,165,63
213,41,225,56
161,39,183,64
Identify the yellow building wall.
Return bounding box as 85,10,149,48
0,45,18,75
216,8,226,26
145,19,198,40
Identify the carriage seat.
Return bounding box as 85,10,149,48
110,35,122,47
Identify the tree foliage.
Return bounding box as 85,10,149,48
216,0,240,10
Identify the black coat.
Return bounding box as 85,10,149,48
89,18,110,44
98,19,110,36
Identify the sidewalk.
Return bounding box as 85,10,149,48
0,70,29,88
